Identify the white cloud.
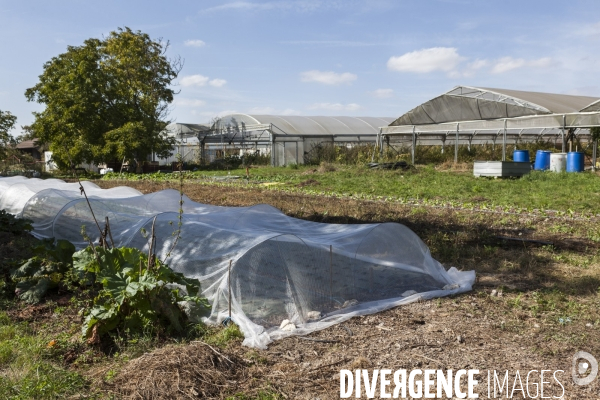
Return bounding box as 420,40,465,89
174,98,206,107
201,1,278,12
468,59,489,70
180,74,210,87
249,106,276,114
209,78,227,87
199,1,342,14
448,59,489,78
308,102,361,111
387,47,464,73
280,40,384,47
215,110,239,117
491,57,525,73
184,39,206,47
573,21,600,39
180,75,227,87
370,88,394,98
528,57,553,68
491,56,553,74
300,70,357,85
280,108,302,115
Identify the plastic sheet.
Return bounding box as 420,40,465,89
0,177,475,348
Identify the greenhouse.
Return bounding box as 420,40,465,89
166,115,395,166
380,86,600,163
0,176,474,348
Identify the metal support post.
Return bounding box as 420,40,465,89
502,119,507,161
561,115,566,153
593,139,598,172
411,126,416,165
371,129,381,162
454,123,459,163
270,130,275,166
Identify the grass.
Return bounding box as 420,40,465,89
204,323,245,347
102,163,600,214
0,310,89,399
14,161,600,396
0,298,248,399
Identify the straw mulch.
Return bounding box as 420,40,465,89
105,342,247,399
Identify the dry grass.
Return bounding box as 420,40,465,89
104,342,248,399
434,160,473,172
317,161,336,173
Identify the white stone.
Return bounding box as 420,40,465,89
281,322,296,331
306,311,321,321
279,319,291,329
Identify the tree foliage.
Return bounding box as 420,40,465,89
0,110,17,159
25,27,181,168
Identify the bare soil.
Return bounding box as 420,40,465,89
78,181,600,397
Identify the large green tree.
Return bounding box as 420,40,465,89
0,110,17,159
25,27,181,169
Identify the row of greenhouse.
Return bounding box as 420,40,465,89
162,86,600,167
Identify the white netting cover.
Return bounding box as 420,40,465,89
0,177,475,348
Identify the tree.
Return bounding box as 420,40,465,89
0,110,17,159
16,125,37,143
25,27,182,169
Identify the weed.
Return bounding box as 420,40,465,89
205,323,244,347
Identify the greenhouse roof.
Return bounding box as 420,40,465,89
166,123,211,138
215,114,395,137
390,86,600,126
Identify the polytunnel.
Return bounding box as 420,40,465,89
0,177,475,348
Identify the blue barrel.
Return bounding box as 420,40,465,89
513,150,530,162
566,151,585,172
534,150,551,170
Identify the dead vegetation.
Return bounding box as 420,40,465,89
91,179,600,398
104,342,248,399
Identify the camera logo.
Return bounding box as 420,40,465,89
572,351,598,386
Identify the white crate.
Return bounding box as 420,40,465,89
473,161,532,177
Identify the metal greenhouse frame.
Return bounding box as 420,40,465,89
167,115,395,166
378,86,600,165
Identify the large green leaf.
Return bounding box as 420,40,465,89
16,278,51,304
11,258,42,279
73,247,99,273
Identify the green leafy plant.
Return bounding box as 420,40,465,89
73,246,210,339
0,209,32,234
11,239,75,303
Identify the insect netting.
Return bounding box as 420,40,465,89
0,176,474,348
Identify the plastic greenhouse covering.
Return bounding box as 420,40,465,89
0,177,475,348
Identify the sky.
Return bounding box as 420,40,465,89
1,0,599,134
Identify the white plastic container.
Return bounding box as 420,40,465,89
549,153,567,173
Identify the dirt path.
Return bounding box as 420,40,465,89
96,180,600,399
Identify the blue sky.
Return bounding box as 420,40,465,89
1,0,599,134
